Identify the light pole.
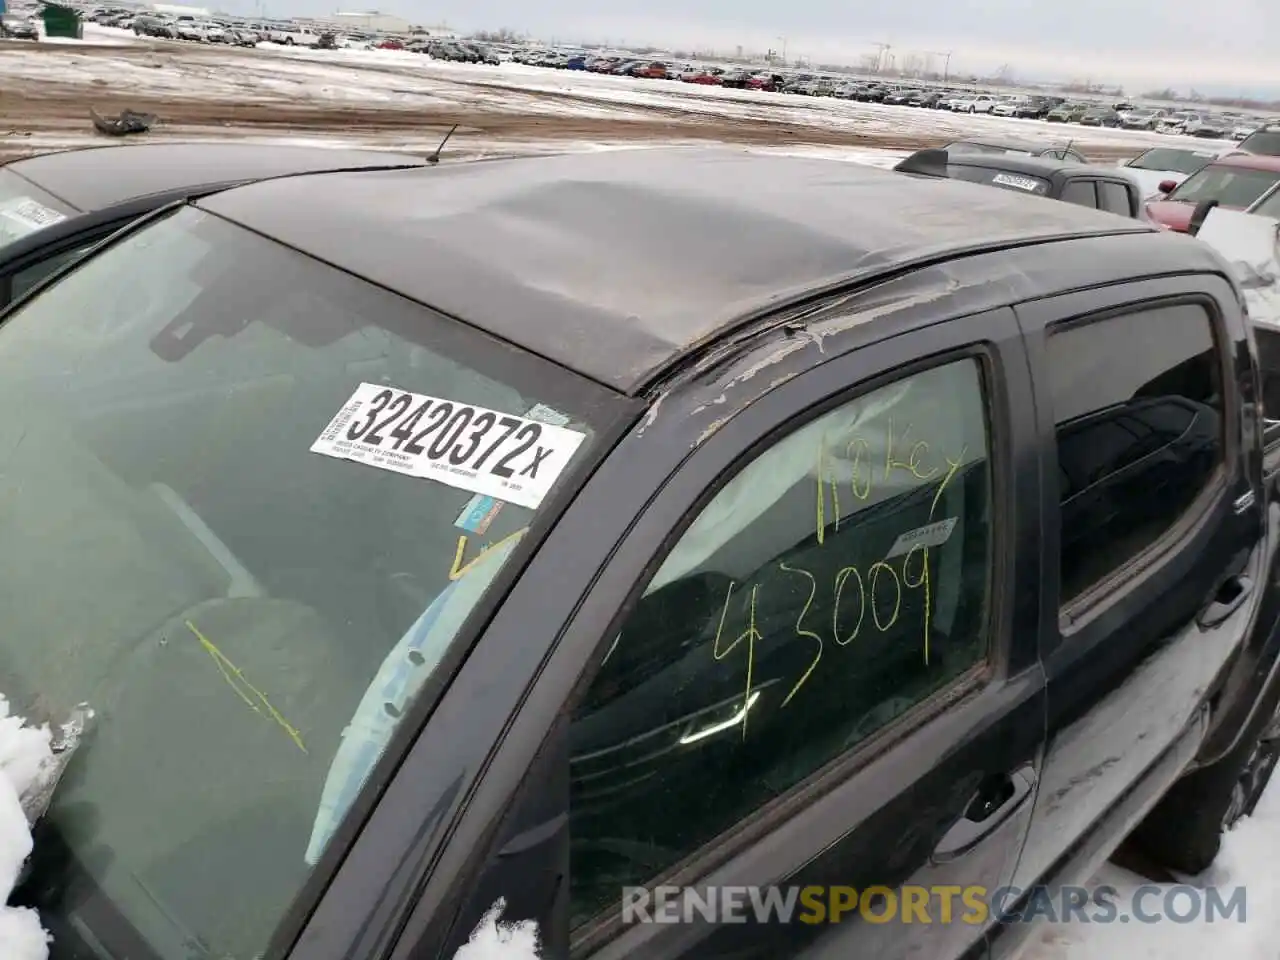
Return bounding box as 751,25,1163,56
776,36,787,65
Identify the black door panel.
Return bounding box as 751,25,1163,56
1009,278,1263,893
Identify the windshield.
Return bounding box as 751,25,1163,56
0,169,76,248
1239,130,1280,156
1128,148,1216,175
946,164,1051,196
0,206,608,959
1168,164,1280,207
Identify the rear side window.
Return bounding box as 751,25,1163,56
1048,303,1223,603
1061,180,1098,208
568,358,995,924
946,164,1051,196
1098,181,1134,217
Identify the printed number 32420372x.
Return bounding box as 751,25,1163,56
310,382,587,509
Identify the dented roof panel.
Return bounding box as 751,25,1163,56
198,147,1157,393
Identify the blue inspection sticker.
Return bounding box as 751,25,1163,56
455,493,503,534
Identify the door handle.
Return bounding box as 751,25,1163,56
931,764,1036,863
1198,575,1253,629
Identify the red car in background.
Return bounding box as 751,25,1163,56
681,67,724,85
632,61,669,79
1145,153,1280,232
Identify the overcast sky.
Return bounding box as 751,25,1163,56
245,0,1278,95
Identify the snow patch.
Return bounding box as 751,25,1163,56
1025,776,1280,959
453,898,542,959
0,696,53,960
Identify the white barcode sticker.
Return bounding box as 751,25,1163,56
311,383,586,509
886,518,957,558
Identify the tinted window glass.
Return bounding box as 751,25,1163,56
569,359,993,923
1170,165,1280,207
946,164,1051,196
1238,130,1280,156
0,208,604,958
1061,180,1098,208
1049,304,1222,603
11,239,101,302
1127,148,1216,175
1098,181,1133,216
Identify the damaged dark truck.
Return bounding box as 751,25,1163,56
6,148,1280,960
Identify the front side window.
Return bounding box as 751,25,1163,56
569,358,994,924
0,207,606,958
1048,304,1223,604
1170,165,1280,207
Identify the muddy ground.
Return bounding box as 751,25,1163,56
0,41,1144,163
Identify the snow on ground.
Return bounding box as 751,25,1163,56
1025,780,1280,959
454,899,542,960
0,26,1240,162
0,697,53,960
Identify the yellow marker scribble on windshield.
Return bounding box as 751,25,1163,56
449,528,527,581
916,444,967,666
868,561,903,632
886,420,943,483
779,562,823,707
832,565,865,647
849,437,872,500
712,582,760,740
903,542,931,665
815,445,826,545
185,619,308,754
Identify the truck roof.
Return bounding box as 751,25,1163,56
197,147,1158,392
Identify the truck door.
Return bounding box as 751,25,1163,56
1008,275,1265,893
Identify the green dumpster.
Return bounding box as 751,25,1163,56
41,3,83,39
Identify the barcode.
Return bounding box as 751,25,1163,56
321,404,358,442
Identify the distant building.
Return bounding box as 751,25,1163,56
311,10,407,33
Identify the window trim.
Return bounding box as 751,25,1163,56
561,342,1012,951
1042,294,1234,628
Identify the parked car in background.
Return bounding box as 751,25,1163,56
3,17,39,39
267,24,322,46
897,149,1143,217
1184,114,1232,139
1015,96,1064,119
1235,122,1280,156
1146,153,1280,232
8,147,1280,960
942,139,1089,163
1156,111,1201,135
1079,106,1122,128
632,61,669,80
951,93,998,113
1119,146,1219,198
1119,108,1168,130
909,90,944,108
990,96,1028,117
1046,102,1089,123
